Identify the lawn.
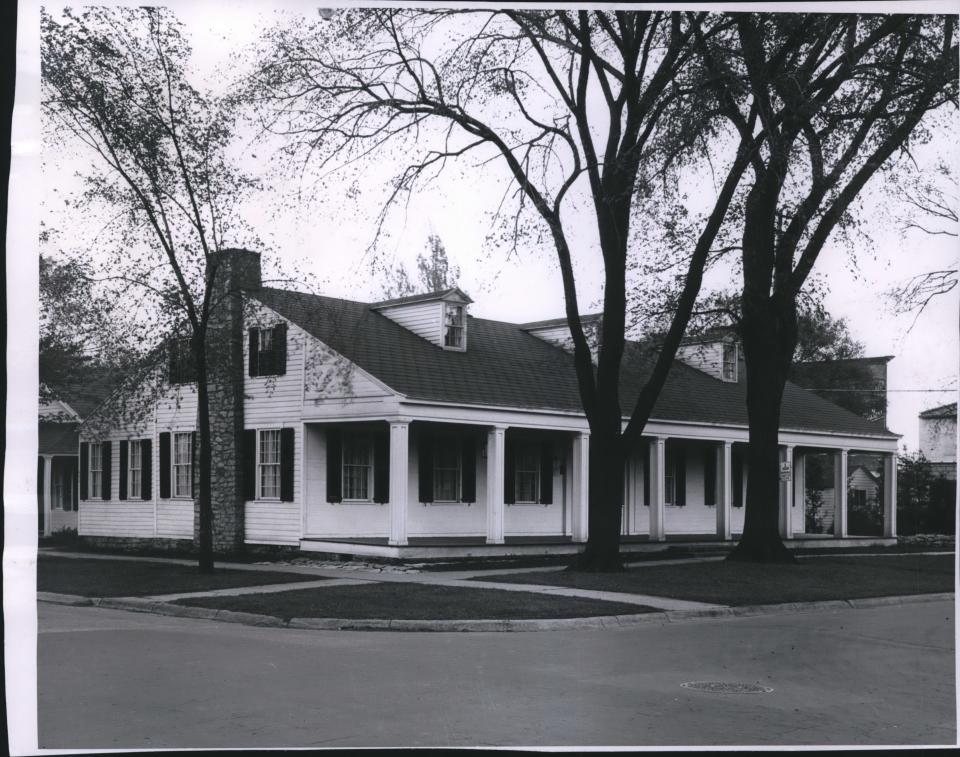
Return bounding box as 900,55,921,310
38,556,325,597
174,583,654,620
474,554,955,606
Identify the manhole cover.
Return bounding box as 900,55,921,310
681,681,773,694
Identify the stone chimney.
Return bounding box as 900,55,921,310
198,249,262,554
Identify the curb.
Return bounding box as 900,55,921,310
38,591,955,632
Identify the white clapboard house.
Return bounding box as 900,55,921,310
77,250,900,558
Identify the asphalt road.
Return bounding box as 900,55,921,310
38,600,955,749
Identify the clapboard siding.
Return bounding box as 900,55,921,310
377,301,442,345
79,501,155,537
244,303,306,425
49,509,78,533
303,341,389,401
245,501,301,544
156,500,193,538
676,341,725,379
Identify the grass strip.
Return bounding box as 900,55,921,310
38,556,325,597
473,555,954,606
174,582,654,621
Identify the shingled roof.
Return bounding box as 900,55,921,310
253,287,896,439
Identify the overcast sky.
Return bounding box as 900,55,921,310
29,0,960,452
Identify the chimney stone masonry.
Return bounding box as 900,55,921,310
196,249,262,553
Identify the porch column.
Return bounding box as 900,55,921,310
388,421,410,546
833,448,849,538
779,445,795,540
648,437,666,542
571,432,590,542
716,442,732,540
883,451,898,537
485,425,506,544
42,454,53,537
793,450,806,536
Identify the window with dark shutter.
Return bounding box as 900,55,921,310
168,337,197,385
280,427,295,502
249,324,287,377
539,442,553,505
326,427,343,503
373,427,390,503
158,432,171,499
704,444,716,507
79,442,89,500
119,441,129,501
675,446,686,507
141,439,152,500
461,436,476,503
503,436,516,505
242,429,256,501
101,441,112,501
418,432,434,503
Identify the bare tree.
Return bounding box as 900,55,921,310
692,12,957,561
42,7,261,572
246,9,754,570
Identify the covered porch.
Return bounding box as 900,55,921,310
296,417,897,558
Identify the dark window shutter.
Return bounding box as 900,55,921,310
79,442,89,500
142,439,152,500
539,441,553,504
280,427,295,502
119,441,128,500
158,433,171,499
326,427,342,503
461,435,476,503
190,432,197,498
503,436,516,505
418,431,434,503
704,444,716,507
675,446,686,506
243,429,257,501
733,447,744,507
373,427,390,503
274,323,287,376
101,441,112,501
248,327,259,377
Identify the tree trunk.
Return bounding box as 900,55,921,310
195,340,215,574
570,429,625,572
728,293,797,564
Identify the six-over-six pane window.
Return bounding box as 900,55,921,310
259,429,281,499
129,440,142,499
433,443,462,502
514,442,541,504
342,432,374,501
89,442,103,499
173,432,192,498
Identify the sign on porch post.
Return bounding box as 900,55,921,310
779,461,792,481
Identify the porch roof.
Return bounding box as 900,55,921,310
254,287,896,439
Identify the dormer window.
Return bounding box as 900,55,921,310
722,342,738,382
444,303,465,350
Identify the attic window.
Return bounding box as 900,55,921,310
722,343,738,382
443,303,465,349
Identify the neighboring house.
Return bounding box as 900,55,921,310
919,402,957,481
38,380,116,536
76,250,901,558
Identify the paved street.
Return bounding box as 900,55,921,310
38,599,955,748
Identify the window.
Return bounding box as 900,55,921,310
433,444,462,502
342,433,374,501
169,337,197,385
259,429,281,499
722,342,737,382
514,443,541,504
443,303,465,349
129,440,142,499
250,324,287,377
173,432,193,498
90,442,103,499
